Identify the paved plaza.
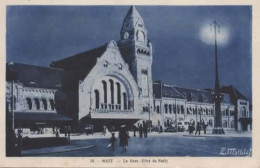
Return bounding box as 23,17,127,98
22,131,252,157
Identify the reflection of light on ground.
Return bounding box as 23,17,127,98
200,24,229,46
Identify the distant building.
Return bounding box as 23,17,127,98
6,6,251,133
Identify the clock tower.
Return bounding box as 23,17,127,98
118,6,154,112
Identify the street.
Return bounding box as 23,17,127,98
38,132,252,157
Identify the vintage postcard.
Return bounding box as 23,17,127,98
0,0,259,167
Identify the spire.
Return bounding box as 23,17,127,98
120,6,147,45
124,6,142,21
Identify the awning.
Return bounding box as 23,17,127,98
14,112,72,122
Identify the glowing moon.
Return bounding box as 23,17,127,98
199,24,229,46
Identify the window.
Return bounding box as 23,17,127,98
26,98,32,110
109,79,114,105
116,82,121,105
102,81,107,108
157,105,160,113
169,105,172,114
49,99,55,110
94,90,99,109
241,106,246,118
34,98,40,110
123,92,127,110
42,99,47,110
181,105,184,114
164,104,168,114
208,119,213,127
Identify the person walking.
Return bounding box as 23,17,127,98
119,125,130,152
195,122,201,135
139,124,143,138
109,133,116,151
133,125,137,137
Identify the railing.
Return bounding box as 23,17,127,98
91,108,133,113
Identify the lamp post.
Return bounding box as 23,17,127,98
212,20,224,134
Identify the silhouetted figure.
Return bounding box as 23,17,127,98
119,125,130,152
195,122,201,135
202,121,207,134
139,124,143,138
133,125,137,137
109,133,116,151
143,122,148,138
188,123,192,134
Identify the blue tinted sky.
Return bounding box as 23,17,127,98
6,6,252,100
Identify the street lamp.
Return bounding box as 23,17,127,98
211,20,225,134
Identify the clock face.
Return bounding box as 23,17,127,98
124,32,129,40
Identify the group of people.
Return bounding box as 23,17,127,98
108,122,150,152
53,126,71,139
109,125,130,152
188,121,207,135
133,121,149,138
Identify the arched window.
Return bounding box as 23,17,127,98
102,80,107,108
123,92,127,110
157,105,160,113
94,90,99,109
223,120,228,128
169,105,172,114
34,98,40,110
109,80,114,108
164,104,168,114
241,106,246,118
116,82,121,105
231,120,235,128
206,109,208,115
26,98,32,110
173,104,176,114
181,105,184,114
49,99,55,110
42,99,47,110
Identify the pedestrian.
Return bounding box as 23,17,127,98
119,125,130,152
108,133,116,151
68,126,71,139
55,127,60,138
202,121,207,134
101,125,107,136
64,126,68,137
143,122,148,138
133,125,137,137
195,122,201,135
139,124,143,138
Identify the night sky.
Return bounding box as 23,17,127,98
6,6,252,101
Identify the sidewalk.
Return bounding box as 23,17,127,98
22,139,95,156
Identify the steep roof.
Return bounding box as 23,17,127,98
50,44,107,81
221,85,248,103
6,62,64,89
153,81,234,104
